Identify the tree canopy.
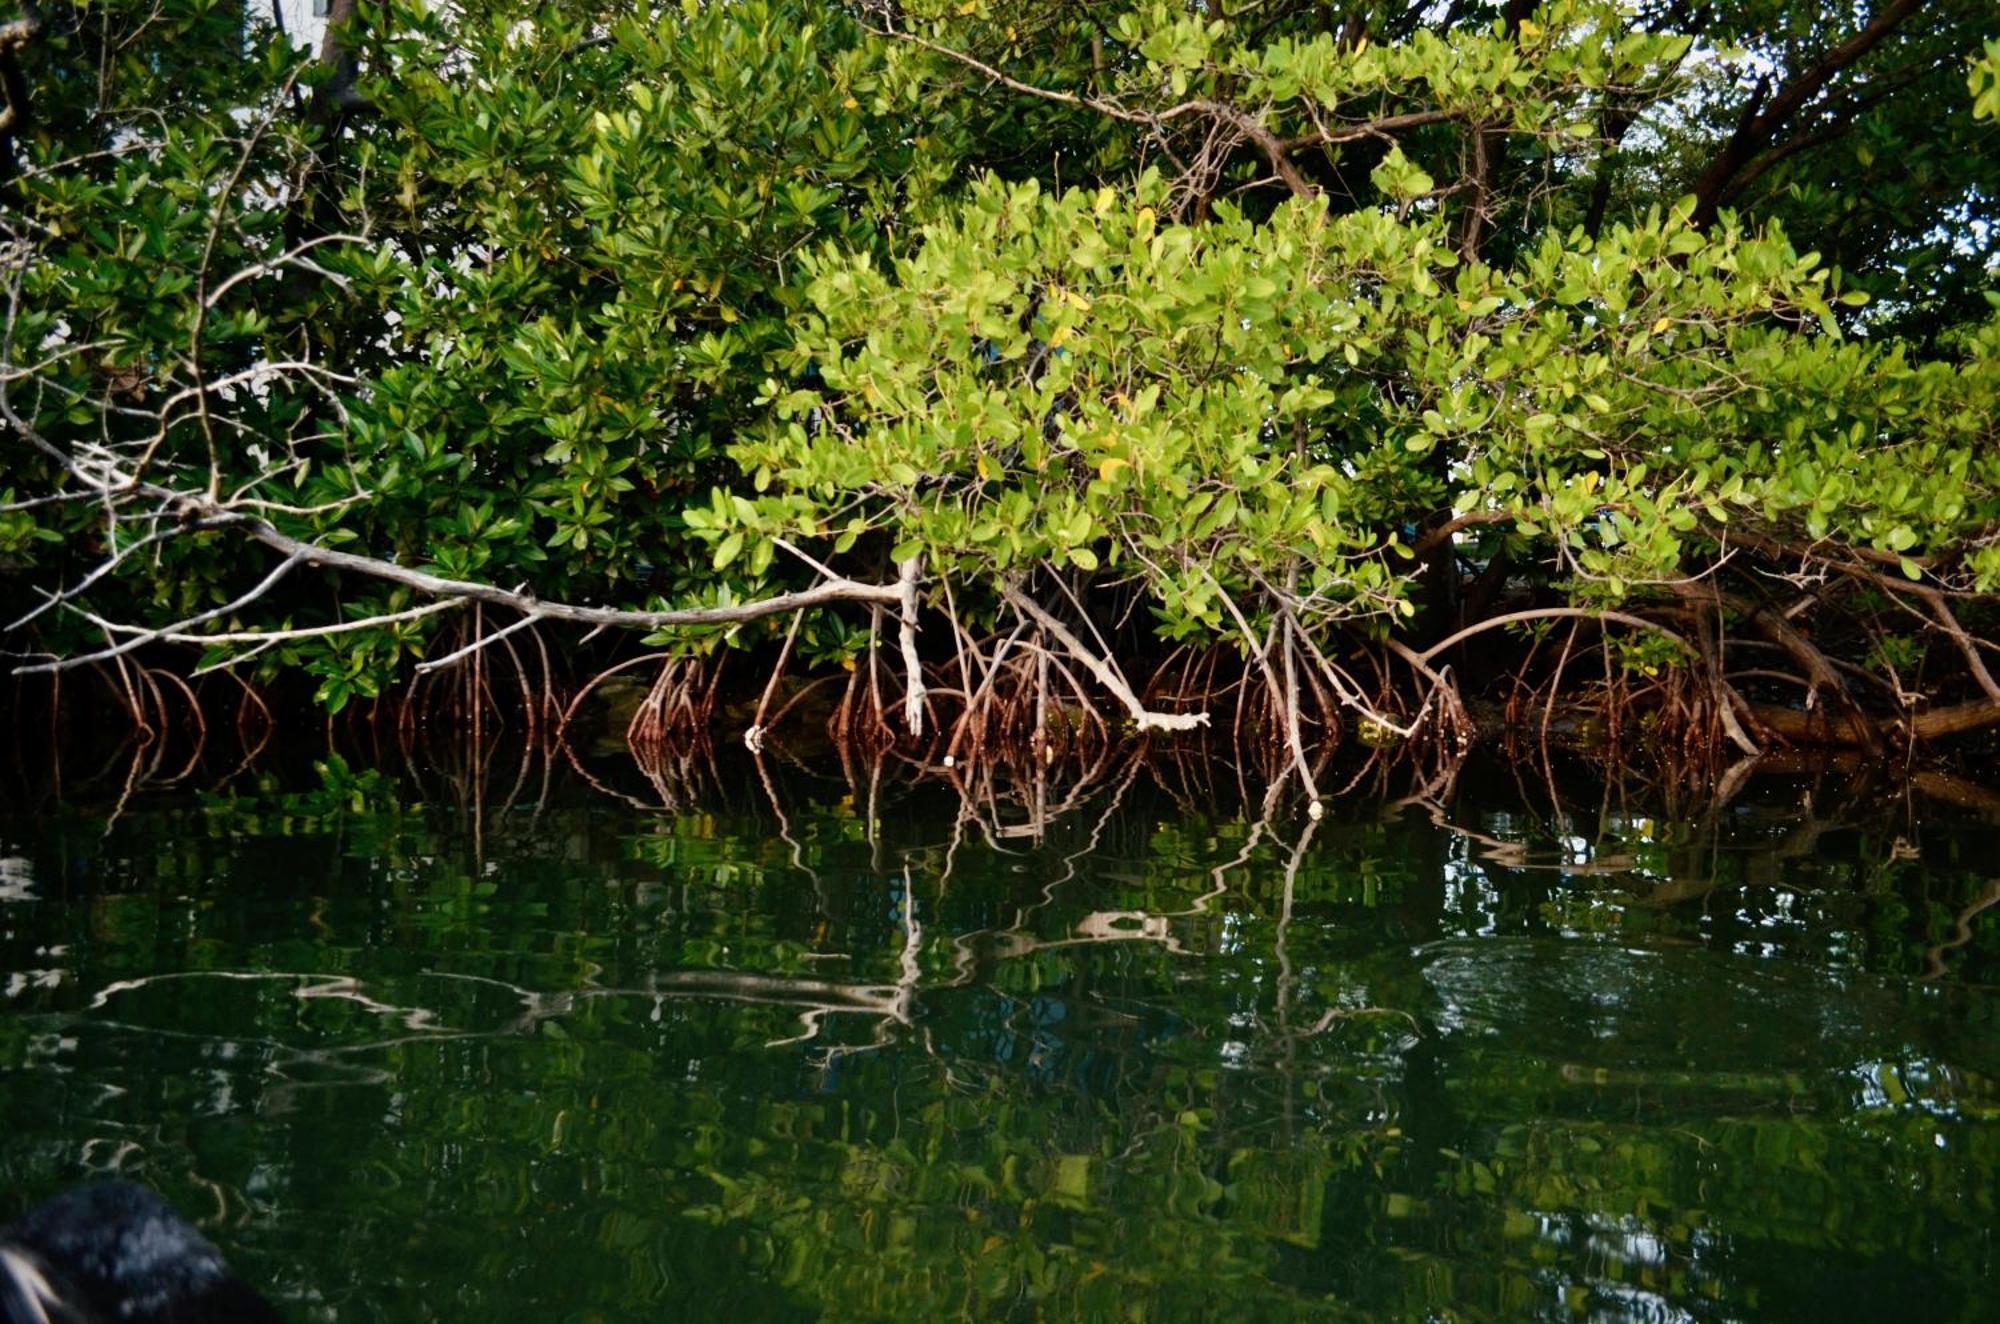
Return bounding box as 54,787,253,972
1,0,1997,767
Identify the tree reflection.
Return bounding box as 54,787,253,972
0,748,1995,1321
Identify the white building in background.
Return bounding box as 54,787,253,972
269,0,334,52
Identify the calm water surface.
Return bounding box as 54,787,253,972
1,749,1995,1321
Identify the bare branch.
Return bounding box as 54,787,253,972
414,610,544,675
866,22,1460,202
1917,586,2000,706
224,515,908,631
1002,581,1209,732
5,513,228,633
896,555,926,736
17,552,309,672
201,233,366,309
1689,0,1929,228
1416,606,1694,666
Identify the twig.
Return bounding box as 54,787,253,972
414,610,542,674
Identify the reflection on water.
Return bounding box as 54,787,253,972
0,748,1995,1322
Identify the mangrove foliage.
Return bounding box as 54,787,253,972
2,0,1998,779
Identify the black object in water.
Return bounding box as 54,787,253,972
0,1183,280,1323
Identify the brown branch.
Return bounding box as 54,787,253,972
311,0,370,118
1751,697,2000,745
1410,509,1512,558
1275,109,1458,152
1672,593,1765,756
1905,700,2000,743
743,609,805,752
1457,0,1536,259
1724,523,1941,578
1180,99,1313,198
1688,0,1929,228
1714,56,1944,208
0,12,38,170
1916,586,2000,706
1414,606,1693,667
867,23,1459,202
1674,582,1883,752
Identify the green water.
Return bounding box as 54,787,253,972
1,750,1995,1322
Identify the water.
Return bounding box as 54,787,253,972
1,748,1995,1321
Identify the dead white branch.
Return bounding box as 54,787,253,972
414,610,544,675
1001,581,1209,732
16,551,309,672
24,598,464,674
897,555,926,736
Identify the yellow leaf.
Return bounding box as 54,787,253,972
956,0,977,14
842,96,858,110
1048,324,1072,348
1135,206,1157,233
976,454,995,479
1063,289,1092,312
1098,457,1129,482
1651,316,1671,334
1518,18,1540,38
